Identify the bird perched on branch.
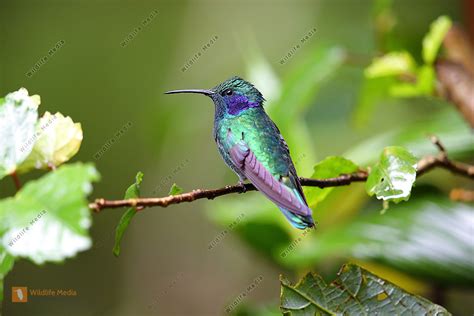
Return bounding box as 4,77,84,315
165,76,314,229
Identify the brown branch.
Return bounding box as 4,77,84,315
450,188,474,202
89,137,473,213
10,172,21,191
436,25,474,128
436,60,474,127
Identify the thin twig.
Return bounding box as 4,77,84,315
89,137,473,212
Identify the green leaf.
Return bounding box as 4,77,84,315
17,111,83,173
352,76,396,128
422,16,452,65
305,156,359,208
366,146,417,203
0,247,15,302
365,51,416,78
282,194,474,286
113,171,143,257
345,107,472,166
112,208,137,257
280,263,451,315
389,65,435,97
0,163,99,264
124,171,143,200
168,183,183,196
268,45,345,174
0,88,40,180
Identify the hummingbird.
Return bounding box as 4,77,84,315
165,76,314,229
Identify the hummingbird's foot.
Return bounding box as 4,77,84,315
237,181,247,193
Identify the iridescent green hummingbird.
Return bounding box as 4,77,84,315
165,76,314,229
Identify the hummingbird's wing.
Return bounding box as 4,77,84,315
227,131,314,229
277,132,308,204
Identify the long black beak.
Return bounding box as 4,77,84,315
165,89,215,96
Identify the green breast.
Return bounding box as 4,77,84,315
216,107,291,177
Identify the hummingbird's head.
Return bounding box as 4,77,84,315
165,76,265,116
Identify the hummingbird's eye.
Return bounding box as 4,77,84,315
223,89,233,96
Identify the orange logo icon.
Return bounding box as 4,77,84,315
12,287,28,303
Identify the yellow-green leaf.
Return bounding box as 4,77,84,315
18,111,83,172
305,156,359,208
365,51,416,78
422,16,452,65
169,183,183,196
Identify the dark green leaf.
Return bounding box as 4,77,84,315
113,171,143,257
366,146,417,203
282,194,474,286
305,156,359,208
207,196,293,262
238,222,292,260
168,183,183,196
280,263,451,315
0,163,99,264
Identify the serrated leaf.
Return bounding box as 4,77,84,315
113,171,143,257
0,163,99,264
366,146,417,203
280,263,450,315
0,88,40,180
305,156,359,208
18,112,83,172
168,183,183,196
422,16,452,65
282,194,474,286
0,247,15,302
365,51,416,78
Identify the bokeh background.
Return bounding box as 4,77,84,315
1,0,473,315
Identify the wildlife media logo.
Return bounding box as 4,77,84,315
11,286,77,302
11,287,28,303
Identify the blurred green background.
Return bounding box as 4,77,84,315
0,0,473,315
